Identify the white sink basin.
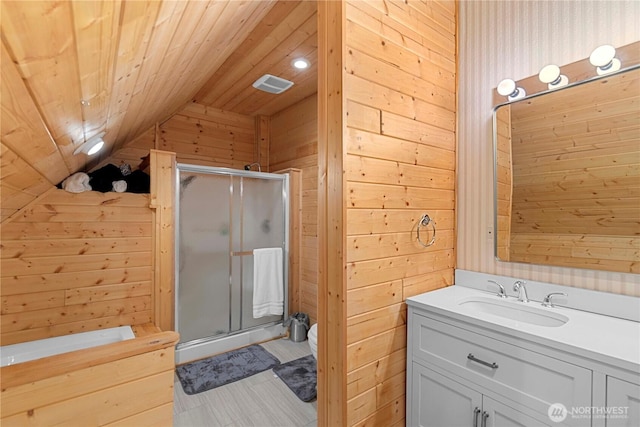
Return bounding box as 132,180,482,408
458,296,569,327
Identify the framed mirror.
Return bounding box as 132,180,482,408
493,60,639,274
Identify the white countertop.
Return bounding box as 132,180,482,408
407,285,640,374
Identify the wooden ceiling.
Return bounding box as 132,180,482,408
1,0,318,218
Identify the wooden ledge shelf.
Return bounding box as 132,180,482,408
1,329,179,390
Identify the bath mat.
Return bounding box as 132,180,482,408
273,355,317,402
176,344,280,395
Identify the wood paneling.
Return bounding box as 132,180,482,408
270,94,318,323
0,144,55,223
317,1,347,425
1,329,179,427
343,1,456,425
195,1,318,117
157,103,257,169
149,150,176,332
0,189,154,346
1,0,321,216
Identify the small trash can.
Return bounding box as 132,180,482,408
286,312,310,342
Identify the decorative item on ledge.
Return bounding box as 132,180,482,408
538,64,569,90
492,41,639,106
73,132,105,156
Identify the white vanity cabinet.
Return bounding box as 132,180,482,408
407,309,587,426
411,362,549,427
605,376,640,427
406,287,640,427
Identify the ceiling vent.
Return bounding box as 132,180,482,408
252,74,294,94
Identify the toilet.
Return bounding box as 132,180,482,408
308,323,318,359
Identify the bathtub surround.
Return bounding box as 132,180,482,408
1,325,179,426
0,189,154,345
0,326,135,367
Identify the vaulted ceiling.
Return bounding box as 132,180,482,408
0,0,318,220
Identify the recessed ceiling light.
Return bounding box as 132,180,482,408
291,58,309,69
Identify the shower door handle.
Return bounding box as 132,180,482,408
231,251,254,256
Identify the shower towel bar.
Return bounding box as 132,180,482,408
231,250,254,256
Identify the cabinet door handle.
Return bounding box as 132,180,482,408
473,407,481,427
482,411,489,427
467,353,499,369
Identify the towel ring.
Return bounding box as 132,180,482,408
416,214,436,247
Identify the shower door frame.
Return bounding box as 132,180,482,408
174,164,289,350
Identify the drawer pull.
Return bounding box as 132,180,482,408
473,407,481,427
467,353,499,369
482,411,490,427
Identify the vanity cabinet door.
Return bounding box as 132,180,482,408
606,376,640,427
482,396,553,427
411,363,482,427
412,313,592,421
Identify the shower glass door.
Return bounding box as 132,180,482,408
238,176,285,329
177,171,231,344
176,165,288,347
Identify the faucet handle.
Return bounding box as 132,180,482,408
512,280,527,292
487,280,507,298
512,280,529,303
542,292,567,308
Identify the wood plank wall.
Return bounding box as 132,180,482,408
94,128,155,172
270,94,319,322
495,105,512,261
343,1,456,425
157,103,258,169
0,189,154,345
0,143,55,223
104,102,260,171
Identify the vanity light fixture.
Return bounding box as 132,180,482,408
589,44,621,75
538,64,569,89
73,132,105,156
291,58,310,70
497,78,526,101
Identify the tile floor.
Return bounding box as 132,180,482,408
174,338,317,427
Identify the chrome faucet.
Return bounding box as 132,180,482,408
513,280,529,303
487,280,507,298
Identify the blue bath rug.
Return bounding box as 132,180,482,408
176,344,280,395
273,355,317,402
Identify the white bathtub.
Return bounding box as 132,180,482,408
0,326,135,367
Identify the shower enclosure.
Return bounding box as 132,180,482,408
175,164,288,364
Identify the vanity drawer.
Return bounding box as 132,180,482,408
411,313,592,423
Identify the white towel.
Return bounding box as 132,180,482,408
253,247,284,318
